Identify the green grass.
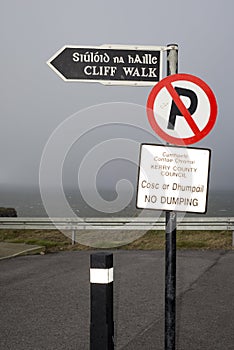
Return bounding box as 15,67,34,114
7,238,68,249
0,229,73,252
123,230,233,250
0,229,233,252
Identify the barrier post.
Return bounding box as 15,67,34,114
90,252,114,350
72,230,76,245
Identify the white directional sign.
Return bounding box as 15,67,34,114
47,44,165,86
147,74,218,145
137,144,211,213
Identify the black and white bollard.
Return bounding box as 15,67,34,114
90,252,114,350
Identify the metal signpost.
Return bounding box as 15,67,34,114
144,44,218,350
47,43,218,350
166,46,178,350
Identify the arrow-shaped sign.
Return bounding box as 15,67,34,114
47,44,165,86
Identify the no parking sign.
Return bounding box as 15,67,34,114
147,74,218,145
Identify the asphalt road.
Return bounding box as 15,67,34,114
0,250,234,349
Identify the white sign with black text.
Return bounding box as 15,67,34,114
136,144,211,213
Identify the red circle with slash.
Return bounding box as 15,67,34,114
147,73,218,145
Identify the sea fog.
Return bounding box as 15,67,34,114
0,186,233,218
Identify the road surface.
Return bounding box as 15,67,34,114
0,250,233,349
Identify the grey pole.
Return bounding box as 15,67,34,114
165,44,178,350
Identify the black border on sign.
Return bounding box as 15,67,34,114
136,143,211,214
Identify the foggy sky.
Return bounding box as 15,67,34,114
1,0,234,191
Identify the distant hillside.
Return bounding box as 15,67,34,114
0,208,17,217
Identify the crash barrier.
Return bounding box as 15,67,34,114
0,217,233,245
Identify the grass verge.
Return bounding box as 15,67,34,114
0,229,233,253
123,230,233,250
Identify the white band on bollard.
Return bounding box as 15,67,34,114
90,268,114,284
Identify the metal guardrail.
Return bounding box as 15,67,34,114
1,217,233,247
0,217,233,231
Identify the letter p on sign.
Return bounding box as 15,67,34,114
147,74,218,145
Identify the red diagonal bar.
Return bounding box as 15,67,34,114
166,82,201,135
